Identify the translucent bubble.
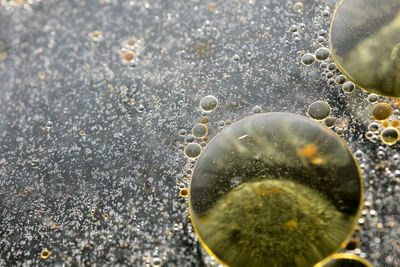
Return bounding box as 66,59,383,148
380,127,399,146
335,75,346,85
289,25,298,32
368,122,379,132
315,47,330,61
293,2,304,12
324,117,335,128
184,143,202,159
200,95,218,112
367,94,379,103
192,123,208,138
251,105,262,113
327,63,336,71
308,101,331,120
232,54,240,61
342,82,355,93
316,253,372,267
179,129,187,136
370,103,392,121
185,134,195,143
301,53,316,66
190,113,362,267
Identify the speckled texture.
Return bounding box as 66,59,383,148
0,0,398,266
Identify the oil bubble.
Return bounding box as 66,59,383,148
368,122,379,132
330,0,400,97
251,105,262,113
190,113,362,267
315,253,372,267
324,117,335,128
184,143,202,159
370,103,392,121
315,47,330,61
301,53,315,66
367,94,379,103
200,95,218,112
308,101,331,120
192,123,208,138
342,82,355,93
380,127,399,146
185,134,195,143
335,75,346,85
293,2,304,12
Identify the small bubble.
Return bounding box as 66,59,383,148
327,63,336,71
308,101,331,120
367,94,379,103
90,30,103,42
315,47,330,61
200,95,218,112
335,75,346,85
368,122,379,132
184,143,202,159
179,188,189,198
380,127,399,146
289,25,299,32
185,134,195,143
301,53,315,66
252,105,262,113
371,103,392,121
178,129,187,136
319,62,328,69
41,249,50,259
232,54,240,61
324,117,335,128
342,82,355,93
293,2,304,12
354,150,363,159
192,123,208,138
122,50,136,63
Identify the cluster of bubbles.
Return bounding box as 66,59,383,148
301,47,356,95
366,102,400,146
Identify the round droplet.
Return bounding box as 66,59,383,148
335,75,346,85
293,2,304,12
371,103,392,121
179,129,187,136
308,101,331,120
200,95,219,112
327,63,336,71
380,127,399,146
324,117,335,128
184,143,202,159
301,53,315,66
330,0,400,97
368,122,379,132
232,54,240,61
251,105,262,113
192,123,208,138
315,47,330,61
367,94,379,103
185,134,195,143
316,253,373,267
190,113,362,267
342,82,355,93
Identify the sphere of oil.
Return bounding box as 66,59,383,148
308,101,331,120
189,113,362,267
316,253,372,267
324,117,335,128
184,143,202,159
342,82,355,93
200,95,218,112
315,47,330,61
367,94,378,103
368,122,379,132
192,123,208,138
330,0,400,97
380,127,399,146
370,103,392,121
335,75,346,85
301,53,315,66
